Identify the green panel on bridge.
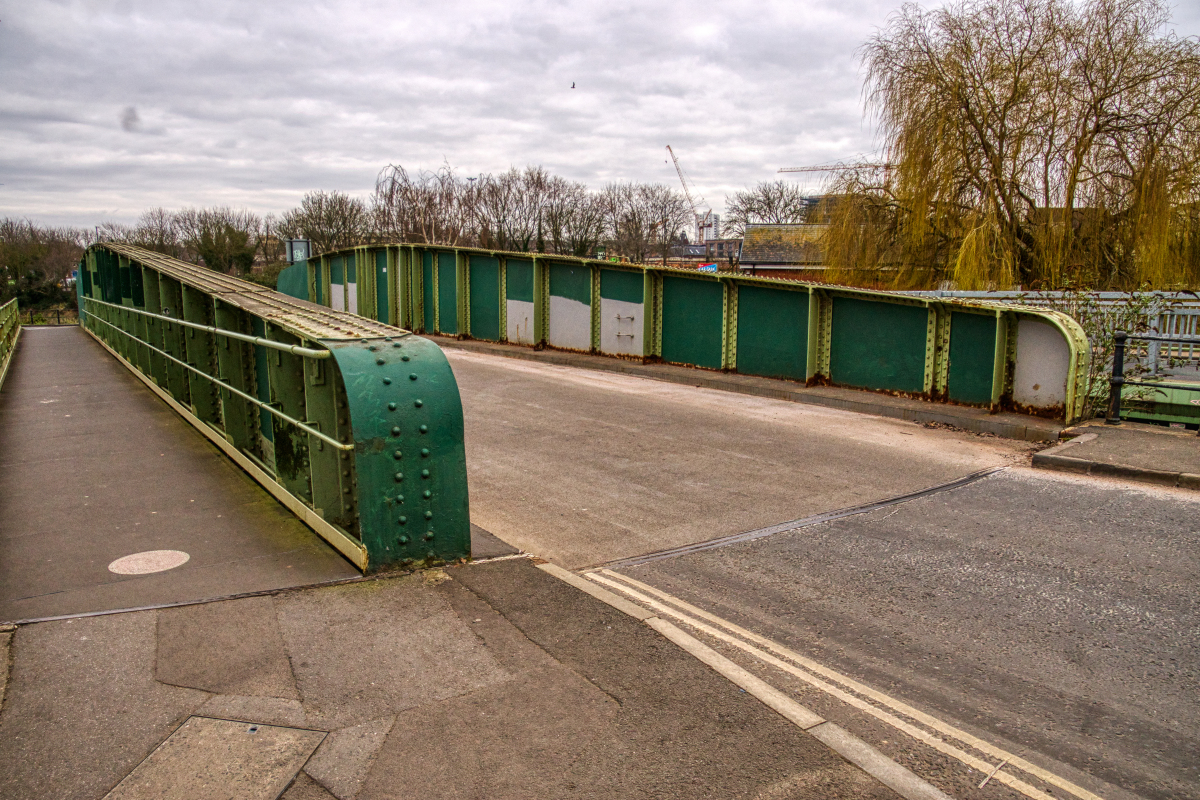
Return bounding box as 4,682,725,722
600,268,643,303
376,251,390,324
328,336,470,569
469,256,501,341
346,253,357,283
947,311,996,404
437,252,458,335
422,252,435,333
736,285,808,381
830,297,927,393
506,259,534,302
331,256,344,286
549,263,591,304
661,275,723,369
276,261,308,301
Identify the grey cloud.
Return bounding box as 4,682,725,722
3,0,1196,227
120,106,140,131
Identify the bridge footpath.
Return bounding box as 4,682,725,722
0,326,930,799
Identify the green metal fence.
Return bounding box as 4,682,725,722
279,245,1092,423
0,298,20,392
78,243,471,573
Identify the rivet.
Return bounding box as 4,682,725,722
343,487,351,494
393,343,402,348
396,493,404,502
388,402,397,411
394,472,404,482
424,510,433,519
419,424,428,433
342,470,350,477
392,426,402,436
383,377,391,385
384,337,392,342
414,399,423,407
424,532,435,541
403,558,414,565
409,373,418,380
376,358,385,365
393,450,403,459
341,453,349,460
423,490,431,499
368,345,377,351
420,448,430,457
401,355,410,361
398,516,407,524
344,503,352,510
421,469,430,478
399,535,409,543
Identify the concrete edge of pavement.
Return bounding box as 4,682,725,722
1032,432,1200,489
535,561,954,800
430,335,1063,443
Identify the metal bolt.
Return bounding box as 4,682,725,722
420,448,430,457
392,426,402,436
401,355,410,361
424,532,435,541
419,424,428,433
399,535,409,544
398,516,407,524
384,337,392,342
376,358,385,365
393,342,402,348
396,493,404,502
368,345,377,351
382,377,391,385
421,469,430,478
424,510,433,519
394,472,404,482
414,399,423,407
423,490,431,499
342,470,350,476
388,402,397,411
409,373,418,380
393,450,403,459
343,488,350,494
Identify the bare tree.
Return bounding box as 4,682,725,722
828,0,1200,289
640,184,692,263
372,164,473,246
543,178,608,257
176,207,262,275
281,191,369,255
724,180,814,236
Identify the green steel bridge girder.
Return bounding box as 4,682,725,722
325,336,470,569
76,243,471,573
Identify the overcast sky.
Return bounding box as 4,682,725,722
3,0,1198,228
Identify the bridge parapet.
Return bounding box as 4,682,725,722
77,243,470,572
278,245,1091,423
0,298,19,391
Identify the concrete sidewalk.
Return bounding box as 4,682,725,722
1033,420,1200,489
428,336,1063,442
0,557,931,800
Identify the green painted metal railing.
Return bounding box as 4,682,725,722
0,298,20,392
78,243,470,572
280,244,1092,423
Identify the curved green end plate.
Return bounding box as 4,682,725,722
325,335,470,570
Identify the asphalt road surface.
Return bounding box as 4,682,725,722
449,349,1200,800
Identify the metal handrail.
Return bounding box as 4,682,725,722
86,310,355,451
84,297,331,359
1106,330,1200,426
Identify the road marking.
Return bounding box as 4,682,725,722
588,569,1106,800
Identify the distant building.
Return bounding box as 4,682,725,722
696,213,721,242
738,224,827,272
703,238,743,262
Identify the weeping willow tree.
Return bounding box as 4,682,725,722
824,0,1200,290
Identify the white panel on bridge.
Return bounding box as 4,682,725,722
330,284,345,312
347,282,358,315
1013,318,1069,408
599,298,643,356
506,299,536,345
548,296,591,351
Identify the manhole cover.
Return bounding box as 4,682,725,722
108,550,191,575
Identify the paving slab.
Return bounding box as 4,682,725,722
1035,422,1200,488
0,612,207,800
156,596,299,699
302,716,395,800
0,327,358,623
103,716,324,800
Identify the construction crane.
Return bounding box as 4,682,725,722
666,145,714,243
